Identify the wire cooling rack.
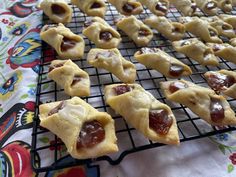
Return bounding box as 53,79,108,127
31,3,236,173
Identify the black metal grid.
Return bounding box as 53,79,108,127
31,3,236,173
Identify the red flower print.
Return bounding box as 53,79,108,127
2,19,9,24
9,22,15,26
25,101,35,112
229,153,236,165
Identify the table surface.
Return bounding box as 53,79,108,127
0,1,236,177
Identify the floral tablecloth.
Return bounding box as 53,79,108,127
0,1,236,177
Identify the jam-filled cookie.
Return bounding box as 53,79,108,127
216,0,232,13
39,97,118,159
138,0,169,16
87,48,136,83
194,0,218,15
170,0,197,16
160,79,236,126
172,38,219,66
39,0,72,23
71,0,107,18
48,60,90,97
204,70,236,99
104,84,180,145
83,17,121,49
233,0,236,6
207,43,236,64
144,16,185,41
201,16,235,39
134,48,192,78
116,15,153,46
230,38,236,47
40,23,85,59
108,0,143,15
219,14,236,29
180,17,222,43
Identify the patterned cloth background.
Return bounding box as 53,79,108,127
0,1,236,177
0,0,97,176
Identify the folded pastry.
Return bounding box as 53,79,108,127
201,16,235,39
83,17,121,49
116,16,153,46
71,0,106,18
144,16,185,41
160,80,236,126
108,0,143,15
180,17,222,43
134,48,192,78
169,0,197,16
172,38,219,66
233,0,236,5
40,24,85,59
204,70,236,98
207,43,236,64
230,38,236,46
219,14,236,29
104,84,180,145
138,0,169,16
39,0,72,23
194,0,218,15
87,48,136,83
216,0,232,12
48,60,90,96
39,97,118,159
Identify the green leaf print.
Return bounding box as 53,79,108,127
28,84,36,88
228,164,234,173
39,137,50,143
21,94,28,99
218,144,226,155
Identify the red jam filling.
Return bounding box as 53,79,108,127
48,101,65,116
71,76,81,86
61,37,77,51
210,98,225,122
172,27,181,33
99,31,113,41
169,64,184,77
77,120,105,148
222,24,231,30
209,29,217,36
138,29,150,37
122,3,135,13
51,4,66,15
169,81,188,93
113,85,132,95
155,2,168,13
149,109,173,135
206,73,236,92
90,2,101,9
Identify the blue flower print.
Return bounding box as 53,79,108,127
0,73,18,95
